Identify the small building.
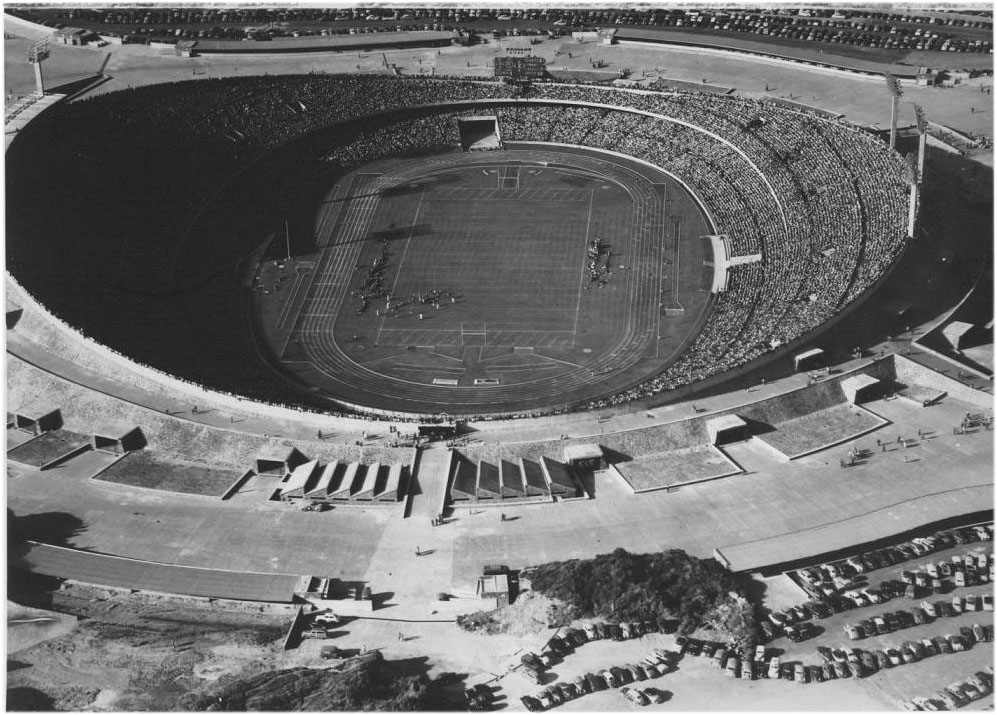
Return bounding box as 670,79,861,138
92,424,145,454
351,462,379,501
330,462,358,501
376,463,403,502
563,443,605,471
54,27,87,45
255,445,304,477
476,572,511,607
943,321,975,350
915,67,936,86
12,404,62,436
305,461,340,501
6,299,22,330
476,460,501,500
598,28,618,45
841,374,881,404
175,40,197,57
451,458,478,502
499,459,525,499
542,456,584,499
521,459,550,497
281,459,320,501
706,415,748,445
793,348,824,372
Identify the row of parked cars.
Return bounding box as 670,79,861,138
843,597,994,640
902,551,994,590
903,666,994,710
519,620,672,682
519,650,673,711
793,526,993,601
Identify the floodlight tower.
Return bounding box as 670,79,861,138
904,153,917,237
884,72,903,150
26,38,50,97
913,104,928,183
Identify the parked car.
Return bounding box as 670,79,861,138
873,650,890,670
886,648,903,666
860,651,877,673
794,663,807,683
725,657,740,679
621,687,649,706
767,657,781,679
822,662,836,680
921,600,937,618
833,661,850,678
642,687,666,704
844,623,863,640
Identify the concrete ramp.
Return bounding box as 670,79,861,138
410,448,454,519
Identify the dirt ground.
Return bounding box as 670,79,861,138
6,587,291,711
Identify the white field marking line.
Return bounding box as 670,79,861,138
672,216,684,311
274,269,305,331
376,188,426,346
571,189,596,347
531,352,587,369
652,186,667,360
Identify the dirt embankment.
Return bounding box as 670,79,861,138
7,587,289,711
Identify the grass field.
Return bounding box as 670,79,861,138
94,450,241,497
615,446,743,491
6,429,88,468
755,403,888,458
254,146,713,414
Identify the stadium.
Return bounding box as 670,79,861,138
7,76,911,417
5,6,993,712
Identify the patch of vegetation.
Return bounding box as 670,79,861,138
181,653,463,711
524,548,758,648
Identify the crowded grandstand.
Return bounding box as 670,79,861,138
6,75,910,417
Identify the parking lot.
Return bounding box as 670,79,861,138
761,529,995,708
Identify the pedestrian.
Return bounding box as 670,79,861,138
876,438,880,446
897,435,902,444
398,632,404,641
192,405,198,414
881,443,886,452
500,513,506,522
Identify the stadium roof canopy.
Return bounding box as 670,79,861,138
193,30,452,54
19,542,303,602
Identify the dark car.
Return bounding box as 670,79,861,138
758,622,776,642
586,672,607,691
809,665,824,682
685,639,702,657
860,651,877,673
833,661,850,678
910,607,927,625
895,610,915,628
822,662,836,681
520,696,542,712
593,623,607,640
810,602,832,619
611,666,631,684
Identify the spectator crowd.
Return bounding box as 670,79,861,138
7,73,909,417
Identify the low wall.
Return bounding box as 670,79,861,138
58,580,298,614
